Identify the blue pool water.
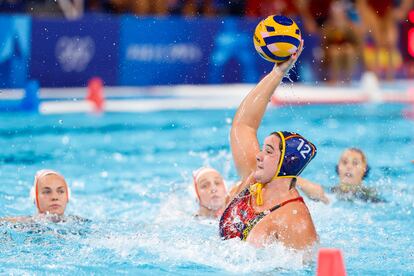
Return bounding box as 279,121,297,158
0,103,413,275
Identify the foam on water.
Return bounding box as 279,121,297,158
82,194,309,274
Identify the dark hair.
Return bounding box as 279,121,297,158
269,132,284,151
269,133,297,189
289,177,297,190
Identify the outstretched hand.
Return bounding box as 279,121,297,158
273,39,304,75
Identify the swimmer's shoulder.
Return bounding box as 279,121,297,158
330,185,357,201
227,176,254,205
228,181,243,199
262,202,317,249
331,185,386,203
28,214,91,224
64,215,91,223
358,187,385,203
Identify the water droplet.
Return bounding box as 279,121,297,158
113,152,124,162
62,136,70,145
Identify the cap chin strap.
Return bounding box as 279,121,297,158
249,183,264,205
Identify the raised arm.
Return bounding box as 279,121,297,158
230,41,304,181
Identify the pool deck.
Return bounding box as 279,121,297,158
1,81,414,114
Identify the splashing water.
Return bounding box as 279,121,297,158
0,103,413,274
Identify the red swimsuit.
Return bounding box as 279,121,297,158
219,188,304,240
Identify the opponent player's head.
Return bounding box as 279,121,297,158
30,170,70,215
336,148,369,186
193,167,227,215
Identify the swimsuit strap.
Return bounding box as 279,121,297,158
268,196,304,212
242,196,304,240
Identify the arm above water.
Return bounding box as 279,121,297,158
230,41,304,182
297,177,330,204
0,216,31,223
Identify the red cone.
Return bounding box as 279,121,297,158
408,87,414,103
317,248,346,276
87,77,104,112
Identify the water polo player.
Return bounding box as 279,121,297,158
298,148,384,203
331,148,382,202
1,170,71,223
192,166,328,219
219,40,319,250
30,169,70,216
193,167,228,218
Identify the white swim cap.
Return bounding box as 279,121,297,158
192,167,225,200
30,169,71,211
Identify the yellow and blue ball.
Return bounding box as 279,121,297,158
253,15,301,63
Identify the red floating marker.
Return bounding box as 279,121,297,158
408,87,414,103
87,77,105,112
409,10,414,23
403,109,414,119
317,248,346,276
